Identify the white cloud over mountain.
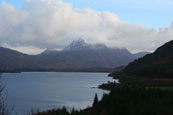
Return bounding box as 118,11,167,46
0,0,172,54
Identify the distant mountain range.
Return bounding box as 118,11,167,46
0,39,149,72
118,40,173,77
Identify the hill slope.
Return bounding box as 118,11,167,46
120,40,173,77
0,47,46,72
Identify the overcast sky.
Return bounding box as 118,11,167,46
0,0,173,54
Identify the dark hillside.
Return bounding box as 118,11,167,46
121,40,173,77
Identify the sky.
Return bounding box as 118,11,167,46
0,0,173,54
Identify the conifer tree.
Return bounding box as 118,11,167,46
93,93,98,107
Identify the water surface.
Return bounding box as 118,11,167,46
1,72,115,114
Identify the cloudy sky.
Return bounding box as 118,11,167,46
0,0,173,54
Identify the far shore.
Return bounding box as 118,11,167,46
0,68,120,73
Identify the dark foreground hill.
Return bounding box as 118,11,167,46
118,40,173,77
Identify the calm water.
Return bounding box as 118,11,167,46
1,72,115,115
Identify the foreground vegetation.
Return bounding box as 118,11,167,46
35,87,173,115
116,40,173,78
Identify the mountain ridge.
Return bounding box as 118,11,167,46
0,39,149,72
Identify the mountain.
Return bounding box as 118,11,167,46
0,47,46,72
0,39,147,72
64,39,108,51
64,39,92,51
37,39,135,70
120,40,173,77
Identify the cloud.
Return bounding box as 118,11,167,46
0,0,172,54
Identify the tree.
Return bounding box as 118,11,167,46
93,93,98,107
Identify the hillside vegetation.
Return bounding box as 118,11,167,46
116,40,173,78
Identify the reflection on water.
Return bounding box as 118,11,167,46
2,72,114,115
